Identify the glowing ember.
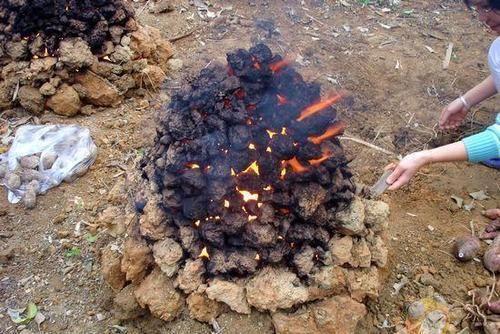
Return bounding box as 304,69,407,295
231,168,236,176
287,157,308,173
269,57,292,73
280,168,287,178
257,202,263,208
266,147,272,153
263,185,272,191
277,94,287,105
266,130,277,139
309,149,333,166
194,220,200,227
297,91,345,122
199,247,210,259
255,254,261,261
277,236,284,240
237,187,259,202
308,121,347,145
248,215,257,221
242,161,260,175
248,143,256,150
281,127,287,135
224,200,230,208
187,163,200,169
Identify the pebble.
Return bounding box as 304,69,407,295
407,301,425,320
96,313,106,321
420,273,441,289
167,58,183,71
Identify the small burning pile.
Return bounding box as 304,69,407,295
108,45,390,329
145,43,353,276
0,0,174,116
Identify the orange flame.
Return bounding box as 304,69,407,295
187,163,200,169
266,130,277,139
248,215,257,221
243,161,260,175
287,157,308,173
194,220,201,227
281,127,287,135
297,91,345,122
231,168,236,176
308,121,346,145
309,149,333,166
269,57,292,73
277,94,287,105
280,168,287,179
237,187,259,202
248,143,256,150
199,247,210,259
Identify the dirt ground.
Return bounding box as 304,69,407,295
1,0,500,333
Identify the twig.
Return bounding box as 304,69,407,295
470,220,476,236
304,13,325,26
136,0,152,16
443,42,454,69
169,28,199,42
12,79,20,102
339,135,398,157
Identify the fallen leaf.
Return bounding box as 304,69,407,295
7,302,38,324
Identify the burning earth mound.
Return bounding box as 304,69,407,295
105,44,390,332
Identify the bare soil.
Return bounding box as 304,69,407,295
1,0,499,333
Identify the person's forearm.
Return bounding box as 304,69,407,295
424,141,468,164
463,75,497,107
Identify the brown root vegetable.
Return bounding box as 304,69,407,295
484,238,500,273
453,236,480,262
480,231,500,240
483,209,500,220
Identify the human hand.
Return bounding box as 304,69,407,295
439,98,469,130
385,151,431,190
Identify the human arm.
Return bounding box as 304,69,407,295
440,75,497,129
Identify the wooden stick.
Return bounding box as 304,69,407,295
443,42,454,69
339,135,398,157
169,28,199,42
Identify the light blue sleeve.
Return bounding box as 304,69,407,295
462,114,500,162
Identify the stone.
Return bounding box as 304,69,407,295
101,247,126,291
167,58,184,72
40,151,57,169
350,238,371,268
23,189,36,209
58,38,96,69
246,266,309,312
97,206,130,236
295,183,327,219
336,197,366,236
74,72,121,107
363,199,390,233
139,200,168,240
30,57,57,75
134,268,184,321
329,235,353,266
46,84,81,116
113,285,146,320
419,273,441,289
407,301,425,320
39,82,56,96
186,293,223,323
154,40,174,72
18,86,44,114
367,235,388,267
152,238,183,277
271,295,367,334
110,45,133,63
6,173,21,189
345,267,380,302
121,237,153,284
129,26,156,59
308,265,346,301
19,156,40,169
293,245,315,276
175,259,205,294
109,25,125,44
6,40,28,60
107,179,128,205
206,278,251,314
136,65,166,90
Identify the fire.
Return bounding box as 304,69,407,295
308,121,346,145
266,147,272,153
243,161,260,175
287,157,308,173
231,168,236,176
199,247,210,259
297,91,345,122
187,163,200,169
248,143,256,150
263,185,272,191
257,203,263,208
255,254,261,261
281,127,287,135
266,130,277,139
224,200,230,208
280,168,287,178
237,187,259,202
194,220,200,227
309,149,333,166
248,215,257,221
277,94,287,105
269,57,292,73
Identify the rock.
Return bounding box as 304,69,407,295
6,173,21,189
154,40,174,72
363,199,390,233
23,189,36,209
152,238,183,277
206,278,251,314
345,267,380,302
419,273,441,289
58,38,96,69
336,197,366,236
149,0,174,13
407,301,425,320
74,72,121,107
293,245,315,276
167,58,184,72
246,266,309,312
367,235,388,267
308,265,347,301
186,293,223,323
175,259,205,293
350,238,371,268
97,206,129,236
113,285,146,320
18,86,45,114
121,237,153,284
19,156,40,169
6,40,28,60
295,183,327,219
129,26,156,59
139,200,169,240
90,61,123,79
329,235,353,266
110,45,133,63
101,247,126,291
30,57,57,75
109,25,125,44
134,268,184,321
46,84,81,116
135,65,166,89
107,179,127,205
39,82,56,96
272,295,367,334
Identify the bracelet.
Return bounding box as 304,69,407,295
459,95,471,110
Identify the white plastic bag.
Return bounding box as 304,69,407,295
0,124,97,203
